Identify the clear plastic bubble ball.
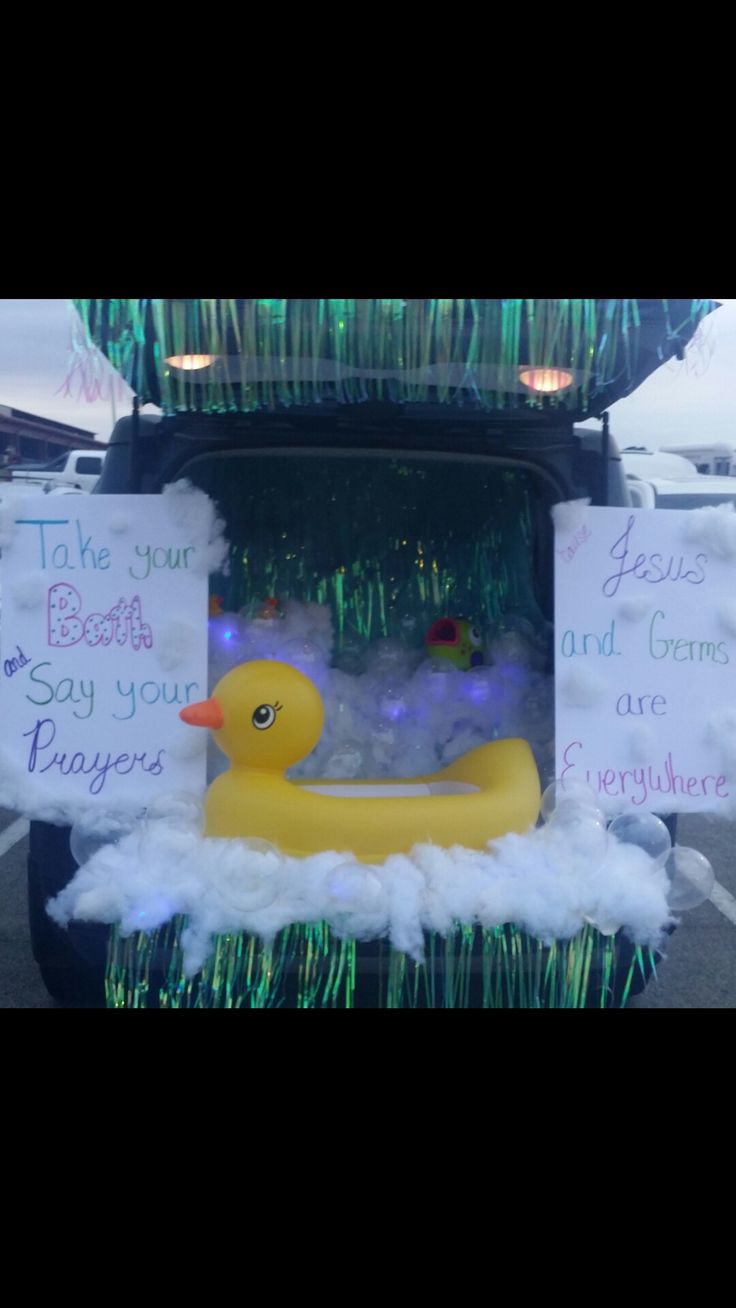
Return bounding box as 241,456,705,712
665,846,715,911
70,809,143,867
489,631,533,667
240,836,280,856
607,812,672,866
367,639,407,675
462,666,498,706
500,614,538,641
223,838,281,910
541,779,604,825
416,658,460,702
379,688,408,722
371,723,398,748
334,636,364,674
235,869,279,911
279,637,325,670
325,863,382,909
324,742,364,778
146,791,205,835
545,805,609,866
277,638,330,691
393,740,438,778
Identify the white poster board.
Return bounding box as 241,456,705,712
0,492,212,816
555,503,736,816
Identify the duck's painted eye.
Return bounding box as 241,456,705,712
470,627,482,647
252,703,277,730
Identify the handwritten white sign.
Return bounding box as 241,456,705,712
0,493,210,815
555,504,736,815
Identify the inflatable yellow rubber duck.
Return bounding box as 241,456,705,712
180,660,541,861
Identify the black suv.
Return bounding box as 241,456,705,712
26,298,713,1006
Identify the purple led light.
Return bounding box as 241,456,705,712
465,679,491,703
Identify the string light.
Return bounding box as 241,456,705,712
518,366,574,394
164,354,217,371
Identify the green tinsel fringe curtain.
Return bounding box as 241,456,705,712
105,919,655,1009
193,456,550,642
69,299,714,417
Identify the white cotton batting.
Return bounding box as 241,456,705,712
47,804,675,976
683,502,736,560
558,666,605,709
161,479,229,577
155,619,201,672
628,724,656,764
8,571,47,610
617,597,653,623
551,499,591,534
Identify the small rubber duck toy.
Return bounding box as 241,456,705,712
253,596,284,622
425,617,483,670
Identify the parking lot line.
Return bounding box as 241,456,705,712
711,880,736,927
0,817,30,857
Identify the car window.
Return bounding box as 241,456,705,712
76,457,103,475
656,492,736,509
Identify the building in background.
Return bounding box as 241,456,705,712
660,441,736,476
0,404,105,472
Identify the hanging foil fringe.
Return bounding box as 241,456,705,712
105,919,655,1009
69,299,715,417
197,456,548,642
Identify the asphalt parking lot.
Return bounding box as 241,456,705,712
1,805,734,1008
628,813,736,1008
0,809,53,1007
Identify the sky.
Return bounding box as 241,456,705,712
0,298,733,448
0,299,136,442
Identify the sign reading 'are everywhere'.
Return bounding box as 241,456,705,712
555,503,736,815
0,493,211,813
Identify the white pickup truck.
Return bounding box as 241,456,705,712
621,448,736,511
10,448,106,493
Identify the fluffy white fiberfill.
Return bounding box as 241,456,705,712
207,600,554,787
162,480,229,578
683,501,736,560
550,498,591,534
48,805,674,976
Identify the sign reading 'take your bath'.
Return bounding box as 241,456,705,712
0,492,210,813
555,503,736,815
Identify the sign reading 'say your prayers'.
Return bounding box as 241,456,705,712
0,489,215,816
554,502,736,816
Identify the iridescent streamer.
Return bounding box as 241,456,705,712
106,921,637,1009
71,299,711,417
203,457,549,653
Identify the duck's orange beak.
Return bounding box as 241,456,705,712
179,696,224,729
